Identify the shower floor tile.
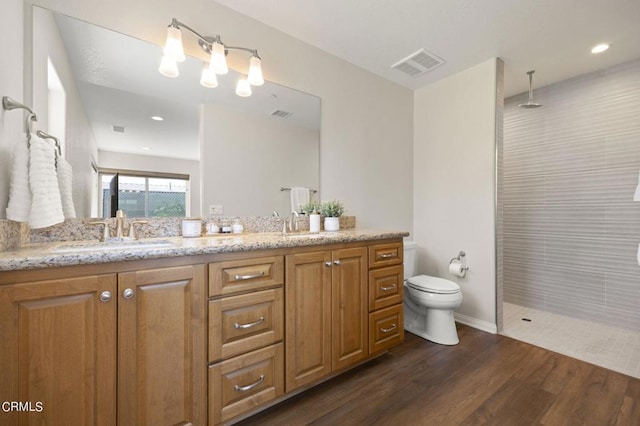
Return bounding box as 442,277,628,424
502,302,640,379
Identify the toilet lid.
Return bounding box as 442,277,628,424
407,275,460,294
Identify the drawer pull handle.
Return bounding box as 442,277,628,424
381,324,397,333
380,283,397,291
234,317,265,329
234,375,265,392
234,271,265,280
379,253,397,259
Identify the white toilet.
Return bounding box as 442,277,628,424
403,241,463,345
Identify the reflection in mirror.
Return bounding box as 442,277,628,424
31,6,320,219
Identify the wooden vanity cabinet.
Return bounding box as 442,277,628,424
0,263,206,426
285,246,368,392
0,236,404,426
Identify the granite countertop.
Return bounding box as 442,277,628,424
0,229,409,272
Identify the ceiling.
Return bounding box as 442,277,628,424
215,0,640,97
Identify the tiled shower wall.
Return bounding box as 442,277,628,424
503,58,640,332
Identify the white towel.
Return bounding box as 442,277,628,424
290,187,310,213
634,170,640,201
56,156,76,218
28,138,64,229
6,137,32,223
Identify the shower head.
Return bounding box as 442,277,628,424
518,70,542,109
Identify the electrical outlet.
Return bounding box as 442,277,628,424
209,205,223,215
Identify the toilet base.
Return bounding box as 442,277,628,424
404,301,460,345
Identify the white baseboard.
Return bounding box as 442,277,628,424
454,312,497,334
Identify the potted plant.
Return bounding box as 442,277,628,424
319,200,344,231
302,201,322,233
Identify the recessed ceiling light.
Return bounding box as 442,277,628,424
150,115,164,121
141,147,150,150
591,43,610,54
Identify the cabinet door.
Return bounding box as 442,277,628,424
0,274,117,426
118,264,206,426
285,251,332,392
332,247,368,370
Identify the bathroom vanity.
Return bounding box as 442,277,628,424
0,230,406,425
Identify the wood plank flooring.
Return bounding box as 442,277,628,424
237,325,640,425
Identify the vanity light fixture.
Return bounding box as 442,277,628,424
159,18,264,96
591,43,610,54
150,115,164,121
235,75,252,97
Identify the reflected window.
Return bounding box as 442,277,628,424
100,172,188,218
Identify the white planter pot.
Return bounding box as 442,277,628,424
324,217,340,232
309,214,321,233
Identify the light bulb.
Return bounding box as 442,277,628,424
210,41,228,75
159,55,179,78
247,55,264,86
163,26,185,62
200,63,218,88
591,43,610,54
235,76,252,97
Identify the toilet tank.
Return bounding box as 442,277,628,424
403,240,417,280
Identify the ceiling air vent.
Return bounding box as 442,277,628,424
112,125,125,133
271,109,293,119
391,49,444,77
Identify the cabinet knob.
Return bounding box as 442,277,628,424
325,262,332,267
99,291,112,303
334,260,341,266
122,288,135,299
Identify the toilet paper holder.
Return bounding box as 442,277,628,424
449,251,470,272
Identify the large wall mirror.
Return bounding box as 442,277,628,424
30,6,320,219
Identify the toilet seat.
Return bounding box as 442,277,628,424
407,275,460,294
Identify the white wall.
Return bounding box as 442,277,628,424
98,150,200,216
0,0,24,219
15,0,414,234
413,58,500,332
31,6,98,217
201,104,319,217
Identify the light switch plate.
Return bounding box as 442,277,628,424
209,205,223,215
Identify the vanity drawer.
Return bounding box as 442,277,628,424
369,265,404,311
209,343,284,425
368,242,403,269
209,256,284,297
209,288,283,362
369,304,404,354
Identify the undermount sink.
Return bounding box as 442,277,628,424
53,239,176,253
283,232,341,239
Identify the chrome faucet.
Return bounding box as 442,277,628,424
290,211,300,232
114,210,126,238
